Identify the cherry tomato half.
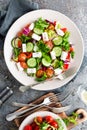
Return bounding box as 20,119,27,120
36,116,43,123
18,53,27,62
61,28,67,33
46,68,54,78
20,62,28,69
66,53,70,61
45,41,53,50
45,116,54,123
24,125,32,130
63,64,69,70
25,52,32,59
50,120,58,128
18,40,22,48
34,125,40,130
36,69,44,78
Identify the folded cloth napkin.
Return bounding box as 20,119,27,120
0,0,39,49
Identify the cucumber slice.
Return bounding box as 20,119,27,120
34,28,43,35
26,42,33,52
42,58,51,67
53,47,62,57
27,58,36,68
11,38,15,47
53,36,62,45
11,37,21,48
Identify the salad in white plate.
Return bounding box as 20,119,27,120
11,18,75,82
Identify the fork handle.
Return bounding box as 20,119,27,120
6,103,44,121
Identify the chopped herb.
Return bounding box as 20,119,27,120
71,51,75,58
37,40,50,53
63,112,78,126
34,18,49,31
20,34,31,43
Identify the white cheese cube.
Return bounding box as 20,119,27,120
16,62,23,71
32,52,42,58
54,68,62,75
57,74,64,80
27,68,36,74
61,51,68,61
29,23,34,30
32,33,41,41
22,44,26,52
42,32,49,41
56,29,64,36
50,51,56,60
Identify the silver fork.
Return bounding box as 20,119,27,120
6,88,73,121
6,96,55,121
12,89,73,108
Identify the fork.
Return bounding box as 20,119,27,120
6,97,55,121
6,88,73,121
12,89,73,108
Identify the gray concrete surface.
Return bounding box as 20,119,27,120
0,0,87,130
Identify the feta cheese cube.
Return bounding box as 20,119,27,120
42,32,49,41
54,68,62,75
29,23,34,30
32,33,41,41
32,52,42,58
50,51,56,60
27,68,36,74
16,62,23,71
56,29,64,36
57,74,64,80
22,44,26,52
61,51,68,61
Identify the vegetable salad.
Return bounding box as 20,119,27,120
23,115,64,130
11,18,75,81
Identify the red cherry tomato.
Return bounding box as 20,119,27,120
25,52,32,59
61,28,67,33
45,116,54,123
36,116,43,123
20,62,28,69
18,53,27,62
24,125,32,130
18,40,22,48
34,125,40,130
54,21,56,26
50,120,58,128
31,122,37,129
69,47,74,52
66,53,70,61
63,64,69,70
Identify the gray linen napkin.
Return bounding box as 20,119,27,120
0,0,39,49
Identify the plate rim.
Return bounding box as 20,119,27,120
19,110,67,130
4,9,84,90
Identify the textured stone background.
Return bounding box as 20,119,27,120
0,0,87,130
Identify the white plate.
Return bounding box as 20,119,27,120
4,9,84,90
19,111,67,130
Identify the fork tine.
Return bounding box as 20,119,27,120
48,88,73,102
